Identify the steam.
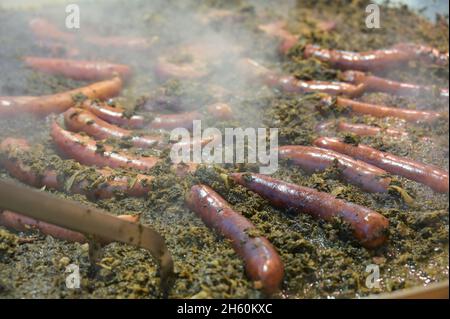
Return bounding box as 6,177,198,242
0,0,302,130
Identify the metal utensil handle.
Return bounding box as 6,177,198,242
0,178,174,295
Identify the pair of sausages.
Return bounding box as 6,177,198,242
0,138,154,200
230,173,389,249
240,58,365,97
303,43,449,71
318,95,443,123
81,99,233,130
51,121,198,176
0,77,122,117
64,108,164,148
51,121,159,171
314,137,449,193
186,184,284,294
340,70,449,99
278,145,392,193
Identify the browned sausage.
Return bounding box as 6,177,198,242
278,145,392,193
64,108,164,148
240,58,365,97
206,103,233,120
23,56,132,81
258,21,298,54
0,210,139,243
29,18,74,44
29,18,153,50
313,137,449,193
303,43,449,71
0,77,122,117
337,121,409,138
319,95,443,123
185,184,284,294
340,70,449,99
81,100,146,129
83,34,154,50
82,100,230,131
148,111,203,130
0,138,154,199
154,44,212,81
0,210,86,243
230,173,389,249
50,121,159,171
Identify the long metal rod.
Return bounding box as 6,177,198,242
0,178,174,295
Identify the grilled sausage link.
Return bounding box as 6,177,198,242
240,58,365,97
278,145,392,193
319,95,443,123
340,70,449,99
0,210,139,243
303,43,449,71
336,121,409,138
0,138,154,200
24,57,132,81
314,137,449,193
185,184,284,294
29,18,153,50
230,173,389,249
81,100,146,128
0,77,122,117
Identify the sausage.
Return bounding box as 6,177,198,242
0,210,86,243
50,121,159,171
0,77,123,117
148,111,203,130
278,145,392,193
149,104,233,128
258,21,298,54
206,103,233,120
81,100,146,129
29,18,74,44
230,173,389,249
154,45,211,80
303,43,449,71
319,95,443,123
276,76,366,97
0,210,139,243
0,138,154,200
23,57,132,81
154,56,209,80
336,121,409,138
83,34,155,50
64,108,164,148
258,21,337,54
314,120,336,133
340,70,449,99
240,58,365,97
313,137,449,193
29,18,153,50
185,184,284,294
82,100,230,131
